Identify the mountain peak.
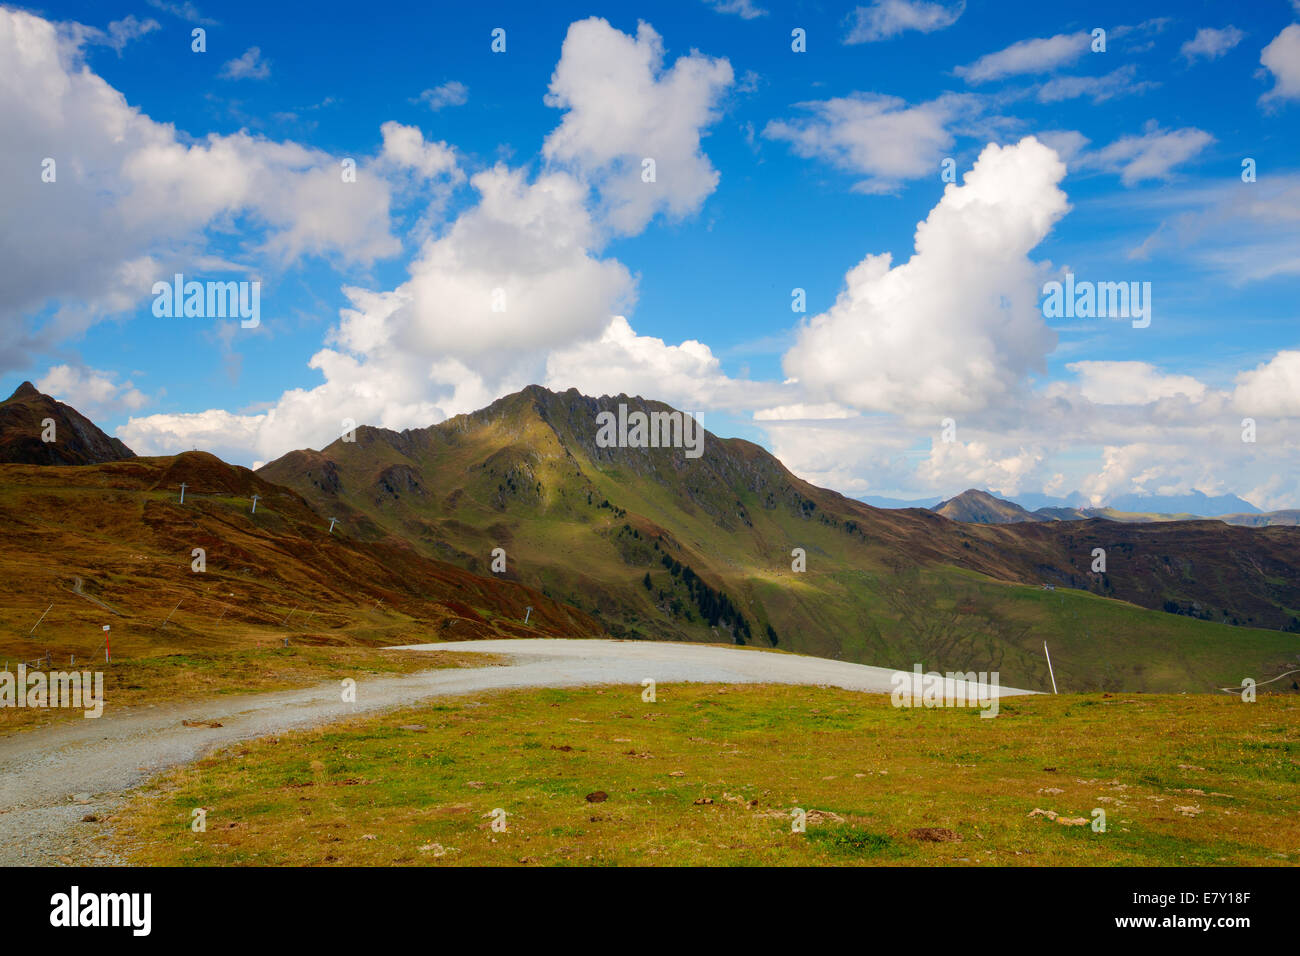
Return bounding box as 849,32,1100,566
0,381,135,465
6,381,40,402
932,489,1037,524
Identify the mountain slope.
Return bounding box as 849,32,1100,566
0,449,599,665
0,381,134,465
260,386,1300,693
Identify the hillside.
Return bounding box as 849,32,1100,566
0,449,600,667
260,386,1300,693
0,381,134,465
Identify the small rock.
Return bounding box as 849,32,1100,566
585,791,609,803
693,797,713,805
81,814,98,823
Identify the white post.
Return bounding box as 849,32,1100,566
162,598,183,627
179,482,187,504
328,517,338,533
251,494,261,514
1043,641,1059,694
524,606,532,625
30,603,52,635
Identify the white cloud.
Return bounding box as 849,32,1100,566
545,316,784,412
417,81,468,110
1036,65,1155,103
120,164,637,460
118,16,745,464
542,17,733,235
377,122,461,181
1180,25,1243,62
1034,130,1090,165
753,402,857,421
0,8,404,371
918,438,1043,496
37,364,150,417
219,46,270,80
1088,122,1214,185
1066,361,1208,405
704,0,767,19
843,0,964,44
144,0,217,26
60,15,159,55
1260,24,1300,105
955,32,1090,84
763,93,972,193
781,137,1068,416
1233,351,1300,417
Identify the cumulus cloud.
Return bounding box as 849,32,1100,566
1259,24,1300,105
37,364,150,417
377,122,461,181
781,136,1068,416
542,18,733,235
1233,351,1300,417
0,8,402,371
955,32,1090,84
119,17,748,464
545,316,785,412
763,93,973,193
843,0,965,44
1180,25,1243,62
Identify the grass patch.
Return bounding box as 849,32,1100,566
112,684,1300,866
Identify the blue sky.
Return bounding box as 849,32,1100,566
5,0,1300,507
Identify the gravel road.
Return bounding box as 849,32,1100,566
0,639,1032,866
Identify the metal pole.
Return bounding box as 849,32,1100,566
1043,641,1059,694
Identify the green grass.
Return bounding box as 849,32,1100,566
114,684,1300,866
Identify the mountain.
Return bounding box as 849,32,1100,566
932,489,1037,524
1214,510,1300,528
1109,490,1260,517
880,486,1267,521
0,447,598,665
0,381,134,465
260,386,1300,693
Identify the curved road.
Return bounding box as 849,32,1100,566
0,639,1032,866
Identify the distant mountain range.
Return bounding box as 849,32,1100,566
862,488,1270,520
4,382,1298,693
920,488,1298,528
